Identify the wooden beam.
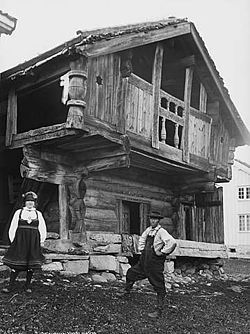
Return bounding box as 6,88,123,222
10,123,81,149
5,88,17,146
86,154,130,173
81,23,191,57
59,184,68,239
152,43,164,149
182,67,194,162
21,145,88,184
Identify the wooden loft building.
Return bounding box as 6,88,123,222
0,18,249,257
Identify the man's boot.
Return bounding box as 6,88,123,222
148,293,165,318
2,269,19,293
118,280,134,298
24,269,33,293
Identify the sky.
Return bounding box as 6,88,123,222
0,0,250,162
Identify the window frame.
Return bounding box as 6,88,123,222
238,214,250,232
238,186,250,200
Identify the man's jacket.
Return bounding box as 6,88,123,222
138,225,177,256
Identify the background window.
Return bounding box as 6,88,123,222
239,214,250,232
246,187,250,199
238,187,244,199
239,215,245,231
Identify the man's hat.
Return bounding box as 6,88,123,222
22,191,38,202
147,211,164,219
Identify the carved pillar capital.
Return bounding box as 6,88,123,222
65,56,88,129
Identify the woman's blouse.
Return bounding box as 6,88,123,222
8,207,47,243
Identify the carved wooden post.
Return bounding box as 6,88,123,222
160,117,167,143
66,56,88,129
65,176,87,243
152,43,164,149
182,66,194,162
117,50,133,133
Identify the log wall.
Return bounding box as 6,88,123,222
84,173,176,235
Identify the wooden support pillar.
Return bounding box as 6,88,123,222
65,176,87,243
59,184,68,240
182,67,194,162
199,83,207,113
5,88,17,146
116,50,133,133
66,56,88,129
152,43,164,149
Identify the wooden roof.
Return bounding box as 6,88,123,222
1,17,249,145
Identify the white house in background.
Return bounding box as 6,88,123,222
222,159,250,258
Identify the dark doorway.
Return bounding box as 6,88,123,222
184,205,193,240
122,201,141,235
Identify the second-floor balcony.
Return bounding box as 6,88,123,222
123,73,212,162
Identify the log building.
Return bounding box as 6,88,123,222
1,18,250,260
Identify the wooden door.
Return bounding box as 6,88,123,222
195,187,224,243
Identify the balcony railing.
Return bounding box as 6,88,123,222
126,74,212,160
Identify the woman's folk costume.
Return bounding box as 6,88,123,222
2,192,47,293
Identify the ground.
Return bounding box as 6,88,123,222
0,259,249,334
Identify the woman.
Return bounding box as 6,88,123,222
2,191,47,293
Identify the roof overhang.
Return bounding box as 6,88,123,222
1,17,249,146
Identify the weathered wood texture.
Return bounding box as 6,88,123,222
210,117,231,166
189,107,212,158
86,54,120,127
84,174,175,234
182,67,194,162
152,43,164,149
5,89,17,146
195,187,224,244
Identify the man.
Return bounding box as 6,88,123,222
122,211,177,319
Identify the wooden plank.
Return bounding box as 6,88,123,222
59,184,68,239
11,124,80,149
128,74,153,95
152,43,164,149
86,154,130,173
190,107,212,123
182,67,194,162
159,107,184,126
82,23,191,57
5,88,17,146
199,83,207,113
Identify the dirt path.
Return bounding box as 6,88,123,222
0,270,249,334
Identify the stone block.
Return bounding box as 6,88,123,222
88,233,121,244
117,256,129,263
46,232,60,240
43,240,74,254
93,244,121,254
119,263,131,277
63,260,89,274
89,255,119,273
91,274,107,283
185,267,196,275
164,260,175,273
42,262,63,271
101,272,117,282
0,265,9,272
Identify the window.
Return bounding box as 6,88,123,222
238,214,250,232
238,186,250,200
